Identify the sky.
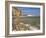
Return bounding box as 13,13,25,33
16,7,40,16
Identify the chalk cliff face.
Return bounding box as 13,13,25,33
12,7,22,16
12,7,23,31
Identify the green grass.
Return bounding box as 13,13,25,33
12,16,40,30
